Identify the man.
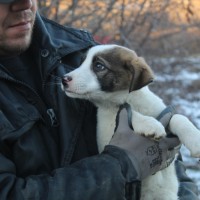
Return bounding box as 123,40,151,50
0,0,198,199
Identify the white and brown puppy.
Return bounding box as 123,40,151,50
61,44,200,200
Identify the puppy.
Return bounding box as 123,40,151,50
61,44,200,200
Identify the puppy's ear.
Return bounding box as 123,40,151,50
128,56,154,92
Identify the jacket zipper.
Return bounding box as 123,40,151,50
41,58,62,126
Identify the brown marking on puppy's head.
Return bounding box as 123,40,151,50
124,51,155,92
90,45,154,93
113,47,154,92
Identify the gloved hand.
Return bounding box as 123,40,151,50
109,107,180,180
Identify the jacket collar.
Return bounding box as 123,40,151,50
33,12,96,59
31,13,97,81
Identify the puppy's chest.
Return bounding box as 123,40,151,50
97,107,118,129
96,107,119,151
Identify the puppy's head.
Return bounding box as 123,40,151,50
90,45,154,93
61,45,154,99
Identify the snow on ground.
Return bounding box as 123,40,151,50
149,56,200,197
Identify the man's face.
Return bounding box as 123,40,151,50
0,0,37,56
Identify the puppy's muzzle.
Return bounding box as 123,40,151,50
62,75,72,87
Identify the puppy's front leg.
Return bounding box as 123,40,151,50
169,114,200,157
97,107,119,152
131,110,166,140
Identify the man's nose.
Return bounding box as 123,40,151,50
11,0,33,12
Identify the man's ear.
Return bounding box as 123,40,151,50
128,57,154,92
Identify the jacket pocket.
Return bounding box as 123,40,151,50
0,110,14,135
0,103,41,142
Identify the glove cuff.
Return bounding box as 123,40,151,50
103,145,142,182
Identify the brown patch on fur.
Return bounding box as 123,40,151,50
114,46,155,91
92,46,154,92
92,49,131,92
129,56,154,91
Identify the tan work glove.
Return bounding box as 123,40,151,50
109,105,180,180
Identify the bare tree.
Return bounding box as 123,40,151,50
38,0,200,56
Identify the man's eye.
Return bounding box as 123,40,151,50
94,62,106,71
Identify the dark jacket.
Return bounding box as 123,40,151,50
0,13,198,200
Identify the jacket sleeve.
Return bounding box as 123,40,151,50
175,154,199,200
0,146,139,200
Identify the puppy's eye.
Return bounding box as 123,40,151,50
94,62,106,71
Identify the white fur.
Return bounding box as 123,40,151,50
62,45,200,200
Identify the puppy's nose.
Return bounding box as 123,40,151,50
62,75,72,86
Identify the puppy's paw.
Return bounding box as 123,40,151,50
170,114,200,157
134,117,166,140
